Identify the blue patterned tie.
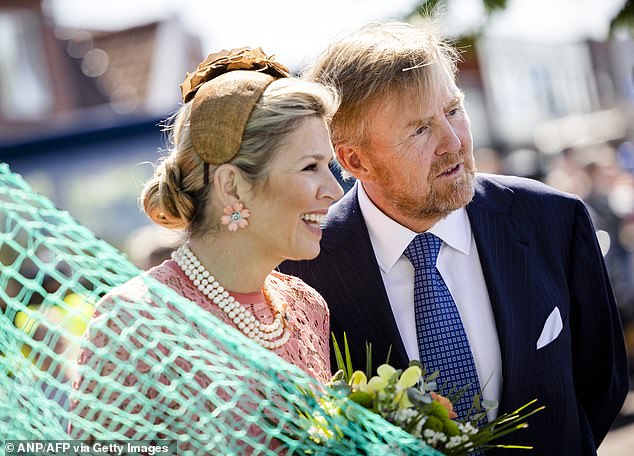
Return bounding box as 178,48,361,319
404,232,483,422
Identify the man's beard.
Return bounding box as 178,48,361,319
412,169,475,219
381,153,476,221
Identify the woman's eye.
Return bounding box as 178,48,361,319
302,163,317,172
447,108,460,116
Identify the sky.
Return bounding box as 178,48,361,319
47,0,628,70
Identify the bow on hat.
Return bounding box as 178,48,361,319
180,47,291,165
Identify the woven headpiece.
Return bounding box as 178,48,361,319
180,47,291,165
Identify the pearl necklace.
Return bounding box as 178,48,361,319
172,244,290,350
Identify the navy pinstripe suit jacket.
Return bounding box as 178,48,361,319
279,173,628,455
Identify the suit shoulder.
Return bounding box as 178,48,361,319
472,174,590,229
477,173,583,206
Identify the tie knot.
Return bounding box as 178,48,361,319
404,232,442,270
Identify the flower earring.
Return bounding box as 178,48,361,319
221,202,251,232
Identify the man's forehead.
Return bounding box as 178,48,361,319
374,83,462,118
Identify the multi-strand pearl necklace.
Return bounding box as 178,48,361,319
172,244,290,350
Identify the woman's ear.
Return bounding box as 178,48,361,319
335,143,370,180
213,164,241,205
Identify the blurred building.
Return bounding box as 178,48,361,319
0,0,203,253
467,35,633,155
0,0,202,144
2,2,632,261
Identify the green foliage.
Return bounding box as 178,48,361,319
331,331,354,382
413,0,632,36
330,332,545,455
429,401,450,420
443,419,461,437
414,0,508,17
611,0,634,32
483,0,508,14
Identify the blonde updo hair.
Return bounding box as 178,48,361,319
141,78,339,237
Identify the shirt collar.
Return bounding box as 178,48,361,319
357,183,472,273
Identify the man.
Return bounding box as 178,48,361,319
279,20,629,454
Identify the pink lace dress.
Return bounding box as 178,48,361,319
145,260,331,383
69,260,331,445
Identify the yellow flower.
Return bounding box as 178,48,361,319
398,365,423,389
366,376,388,395
395,365,423,409
349,371,368,392
376,364,396,379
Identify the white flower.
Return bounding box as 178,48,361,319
321,399,339,417
306,413,333,444
414,416,427,436
423,429,448,447
307,425,331,444
393,408,418,423
458,421,479,435
445,435,465,449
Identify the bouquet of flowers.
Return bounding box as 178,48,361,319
326,334,544,455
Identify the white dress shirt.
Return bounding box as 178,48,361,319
357,183,502,418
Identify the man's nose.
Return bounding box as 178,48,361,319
435,120,461,156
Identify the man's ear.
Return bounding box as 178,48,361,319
335,143,370,180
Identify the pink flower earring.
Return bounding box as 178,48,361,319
221,202,251,231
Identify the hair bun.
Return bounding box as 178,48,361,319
180,47,291,103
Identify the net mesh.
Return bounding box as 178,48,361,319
0,163,439,455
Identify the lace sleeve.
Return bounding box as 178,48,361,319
268,272,331,384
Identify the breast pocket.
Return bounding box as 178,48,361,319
534,308,570,376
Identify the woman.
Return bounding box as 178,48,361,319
70,48,343,447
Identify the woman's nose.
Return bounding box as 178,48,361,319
321,169,344,202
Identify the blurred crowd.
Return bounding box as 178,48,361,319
475,139,634,379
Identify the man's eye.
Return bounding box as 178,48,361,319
414,125,428,136
302,163,317,171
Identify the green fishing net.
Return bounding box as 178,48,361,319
0,163,439,455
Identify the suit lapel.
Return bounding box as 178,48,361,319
325,175,537,386
467,175,535,412
323,183,410,368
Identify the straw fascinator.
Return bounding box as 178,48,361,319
180,47,291,165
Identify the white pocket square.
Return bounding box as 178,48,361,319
536,306,563,350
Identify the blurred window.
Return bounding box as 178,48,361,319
0,10,53,120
